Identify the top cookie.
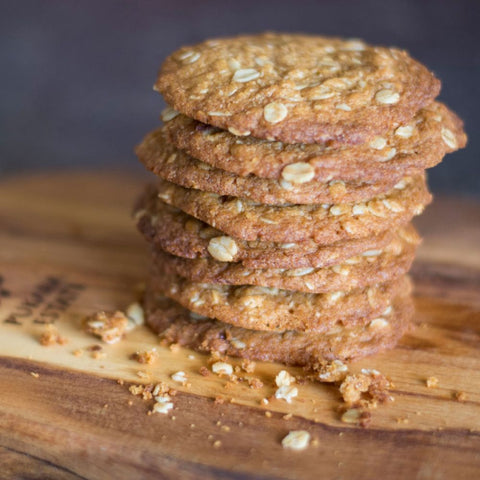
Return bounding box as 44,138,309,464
155,33,440,144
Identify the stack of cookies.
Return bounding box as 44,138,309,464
134,33,466,367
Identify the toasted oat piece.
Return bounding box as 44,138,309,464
163,102,466,183
143,289,413,365
136,128,403,205
156,33,440,144
149,264,411,333
151,225,419,294
134,187,399,269
153,175,431,243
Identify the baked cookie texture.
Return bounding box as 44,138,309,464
162,102,466,182
133,33,466,366
155,33,441,144
144,288,414,364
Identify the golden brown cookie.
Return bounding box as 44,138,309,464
134,187,399,269
148,265,410,333
151,226,419,294
163,102,466,182
154,175,431,242
143,289,414,365
137,128,402,205
155,33,440,144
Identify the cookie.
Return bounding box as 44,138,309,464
156,33,440,145
143,289,413,364
134,187,399,269
137,128,401,205
148,265,410,333
154,175,430,242
151,226,419,294
163,101,466,182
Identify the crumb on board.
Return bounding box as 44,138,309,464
73,349,84,357
275,385,298,404
265,411,272,418
339,369,393,408
130,348,159,365
30,372,39,378
340,408,371,428
454,391,467,402
282,430,311,451
199,366,210,377
241,359,256,373
212,361,233,376
82,310,129,344
39,324,68,346
312,360,349,383
426,376,439,388
276,370,296,387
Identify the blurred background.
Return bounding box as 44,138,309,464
1,0,478,196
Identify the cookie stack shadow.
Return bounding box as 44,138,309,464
134,34,466,367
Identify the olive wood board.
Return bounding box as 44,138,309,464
0,172,479,479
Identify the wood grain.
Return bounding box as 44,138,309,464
1,172,480,479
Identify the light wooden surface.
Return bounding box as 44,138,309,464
0,172,479,480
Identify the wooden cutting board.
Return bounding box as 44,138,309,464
1,172,479,480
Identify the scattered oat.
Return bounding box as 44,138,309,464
283,413,293,420
136,371,150,379
171,371,187,385
125,302,145,329
73,349,84,357
282,430,311,451
30,372,39,378
213,440,222,448
261,398,269,406
426,376,439,388
275,385,298,403
82,310,128,344
276,370,296,387
169,343,180,353
152,401,173,415
214,395,226,405
212,361,233,376
265,411,272,418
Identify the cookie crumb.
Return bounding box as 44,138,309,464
199,366,210,377
30,372,39,378
339,369,393,408
39,324,68,346
340,408,371,427
82,310,128,344
454,391,467,402
426,376,439,388
282,430,310,451
265,411,272,418
241,359,256,373
73,349,84,357
213,440,222,448
131,349,158,365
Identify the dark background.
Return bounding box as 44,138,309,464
1,0,479,196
